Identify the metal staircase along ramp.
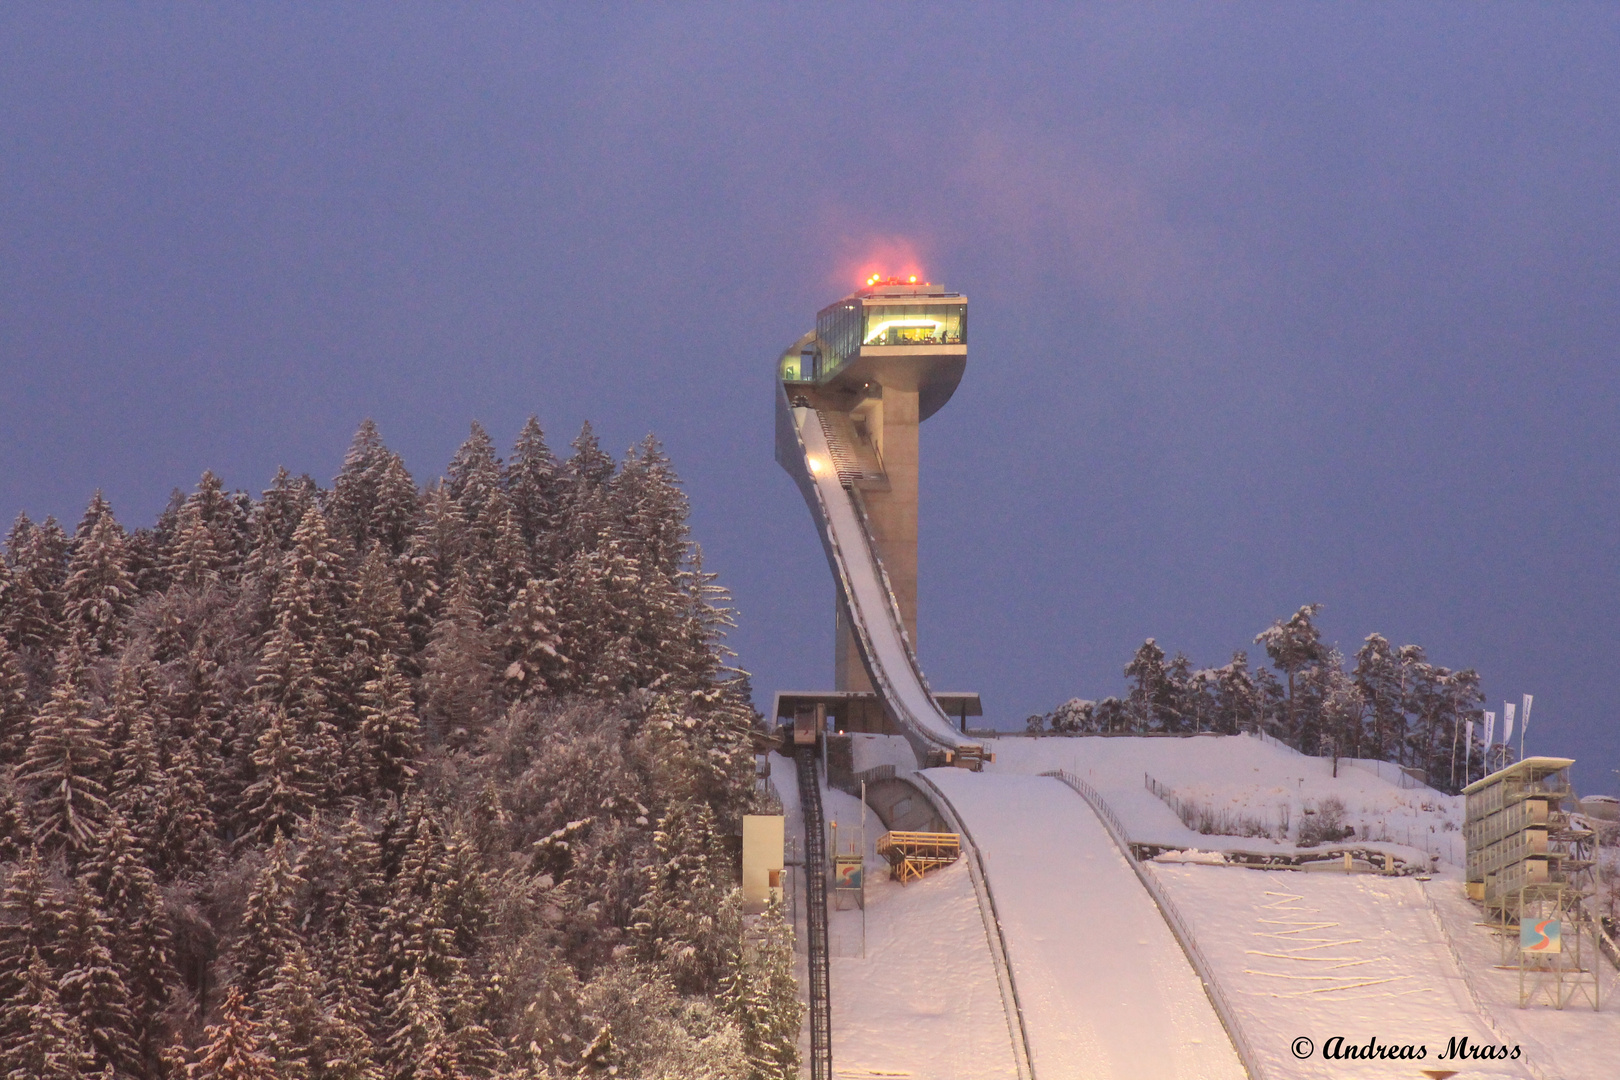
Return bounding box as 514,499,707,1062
815,409,884,488
795,746,833,1080
778,396,980,764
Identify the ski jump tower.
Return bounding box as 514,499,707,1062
774,275,985,768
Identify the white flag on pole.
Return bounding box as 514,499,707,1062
1521,694,1533,734
1484,711,1496,747
1503,702,1516,745
1467,719,1475,746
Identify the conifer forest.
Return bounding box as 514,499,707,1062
1031,604,1490,794
0,418,800,1080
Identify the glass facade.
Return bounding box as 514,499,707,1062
816,300,863,375
804,297,967,382
861,303,966,346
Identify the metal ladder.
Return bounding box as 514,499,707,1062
795,745,832,1080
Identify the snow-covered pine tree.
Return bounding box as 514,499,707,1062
661,546,737,693
1162,652,1200,733
257,941,351,1080
175,471,251,576
1211,651,1261,735
419,573,499,748
1123,639,1168,733
632,799,740,995
720,904,801,1080
64,496,136,656
397,485,465,649
0,774,32,863
105,661,168,806
0,645,28,766
329,420,421,560
244,469,321,589
57,883,136,1075
0,947,95,1080
21,653,111,856
84,812,177,1079
189,986,274,1080
252,506,350,795
611,435,689,578
242,705,319,844
357,653,421,796
550,538,648,698
376,805,463,996
345,545,410,690
555,423,616,563
151,737,217,881
0,850,68,1004
447,423,502,530
233,838,306,1000
382,968,460,1080
503,576,565,699
3,513,71,661
476,491,532,624
1255,604,1325,743
165,501,226,590
504,417,561,568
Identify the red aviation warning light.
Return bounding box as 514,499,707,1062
862,272,932,289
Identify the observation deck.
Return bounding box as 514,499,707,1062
779,277,967,422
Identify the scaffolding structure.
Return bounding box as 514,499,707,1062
876,830,960,884
1463,756,1601,1009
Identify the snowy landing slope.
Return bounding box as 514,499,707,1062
981,735,1619,1079
1153,863,1527,1079
926,770,1246,1080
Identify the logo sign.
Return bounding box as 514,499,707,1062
1521,917,1562,953
833,856,863,890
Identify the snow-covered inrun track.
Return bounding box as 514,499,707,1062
785,404,974,758
925,771,1248,1080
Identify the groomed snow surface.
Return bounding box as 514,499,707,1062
780,734,1617,1079
927,770,1246,1080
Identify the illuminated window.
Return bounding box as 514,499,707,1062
862,304,965,346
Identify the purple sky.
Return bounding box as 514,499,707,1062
3,7,1616,790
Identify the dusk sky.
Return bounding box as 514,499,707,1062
3,7,1617,789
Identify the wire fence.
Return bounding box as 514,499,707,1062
1043,769,1270,1080
1145,772,1282,840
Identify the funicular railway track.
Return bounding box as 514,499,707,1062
795,745,833,1080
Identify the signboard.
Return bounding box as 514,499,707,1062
1521,917,1562,954
833,855,863,891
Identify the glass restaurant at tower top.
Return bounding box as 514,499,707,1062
781,280,967,384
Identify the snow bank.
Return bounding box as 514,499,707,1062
988,733,1465,868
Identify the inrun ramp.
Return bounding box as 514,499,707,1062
925,771,1248,1080
777,401,977,761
